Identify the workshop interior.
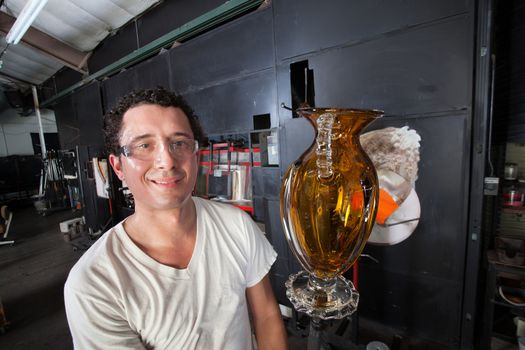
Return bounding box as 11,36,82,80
0,0,524,349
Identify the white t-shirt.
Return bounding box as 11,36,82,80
64,197,277,350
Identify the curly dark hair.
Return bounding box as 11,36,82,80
103,87,206,155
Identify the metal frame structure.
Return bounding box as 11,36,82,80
461,0,494,347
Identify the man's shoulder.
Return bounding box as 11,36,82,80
193,197,262,243
65,225,122,290
194,196,246,217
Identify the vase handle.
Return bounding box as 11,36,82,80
316,113,335,178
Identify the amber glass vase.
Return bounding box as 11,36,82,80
280,107,382,319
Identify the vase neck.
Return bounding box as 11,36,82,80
306,112,376,178
306,113,377,135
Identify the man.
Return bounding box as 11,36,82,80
64,87,288,349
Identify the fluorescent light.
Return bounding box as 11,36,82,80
6,0,49,45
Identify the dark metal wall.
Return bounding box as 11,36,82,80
169,8,277,133
274,1,477,347
273,1,477,347
53,94,78,150
51,0,487,348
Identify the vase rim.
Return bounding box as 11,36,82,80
296,107,384,118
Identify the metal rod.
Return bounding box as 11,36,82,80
308,317,323,350
304,67,308,105
0,124,9,155
75,145,85,209
382,217,420,227
31,85,46,159
280,102,294,111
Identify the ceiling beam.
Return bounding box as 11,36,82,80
0,12,89,75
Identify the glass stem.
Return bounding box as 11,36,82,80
309,275,336,292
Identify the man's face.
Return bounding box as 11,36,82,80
109,104,199,212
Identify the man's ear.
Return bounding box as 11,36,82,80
109,154,125,181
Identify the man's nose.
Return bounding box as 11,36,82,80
154,143,177,168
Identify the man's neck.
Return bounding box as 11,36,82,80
122,198,198,269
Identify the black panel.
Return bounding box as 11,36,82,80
134,53,171,91
53,67,83,93
169,8,274,92
101,53,171,112
53,94,79,150
278,17,474,118
271,257,289,281
37,67,80,103
101,67,138,112
39,78,57,102
252,167,281,199
138,0,225,46
358,113,469,344
89,23,138,73
253,114,271,130
183,71,277,135
75,82,104,147
280,117,315,175
264,199,288,259
0,155,42,195
252,170,264,197
252,195,265,222
273,0,468,60
359,263,461,346
264,198,295,307
269,273,289,307
359,114,470,279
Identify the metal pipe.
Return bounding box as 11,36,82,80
0,124,9,155
31,85,47,159
307,317,323,350
75,145,85,209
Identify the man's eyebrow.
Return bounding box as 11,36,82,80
127,134,153,144
126,132,193,144
169,132,193,139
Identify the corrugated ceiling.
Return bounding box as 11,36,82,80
0,0,162,86
5,0,160,51
0,36,62,85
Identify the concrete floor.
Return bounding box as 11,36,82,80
0,205,83,349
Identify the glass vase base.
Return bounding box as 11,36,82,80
285,271,359,320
